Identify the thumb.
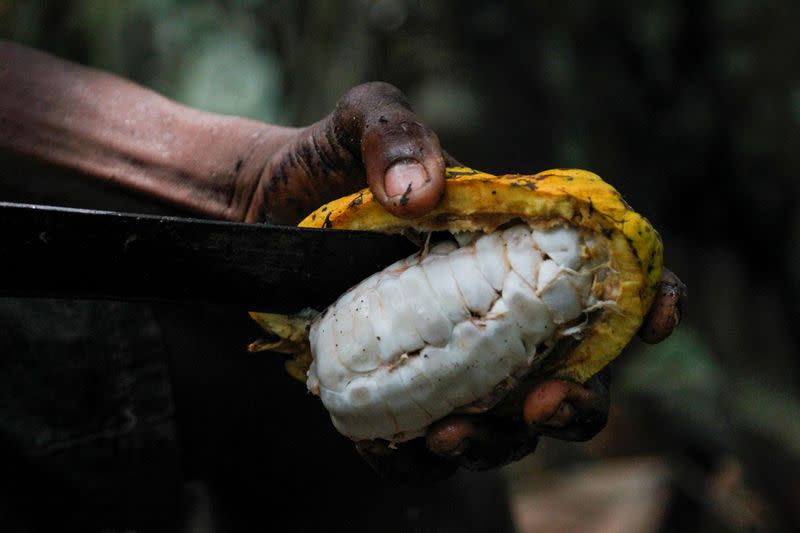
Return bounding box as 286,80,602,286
333,82,446,218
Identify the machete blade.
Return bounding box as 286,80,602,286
0,202,420,311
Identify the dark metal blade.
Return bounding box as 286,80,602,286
0,202,419,311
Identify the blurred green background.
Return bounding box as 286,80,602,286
2,1,799,531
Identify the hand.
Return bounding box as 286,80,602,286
0,46,449,225
243,82,450,225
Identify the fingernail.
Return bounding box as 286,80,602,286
384,159,429,198
542,402,575,428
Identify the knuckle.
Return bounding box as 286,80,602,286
339,82,409,112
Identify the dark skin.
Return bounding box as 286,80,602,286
0,41,684,482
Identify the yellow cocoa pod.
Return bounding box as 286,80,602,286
290,166,662,383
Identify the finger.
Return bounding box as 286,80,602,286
639,268,687,344
336,82,446,218
425,414,537,471
248,83,447,224
523,370,610,442
355,438,457,485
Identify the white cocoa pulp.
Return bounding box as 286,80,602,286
307,224,609,442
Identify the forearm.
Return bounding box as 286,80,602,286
0,41,297,221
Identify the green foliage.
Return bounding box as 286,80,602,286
0,0,284,122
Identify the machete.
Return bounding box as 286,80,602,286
0,201,419,312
